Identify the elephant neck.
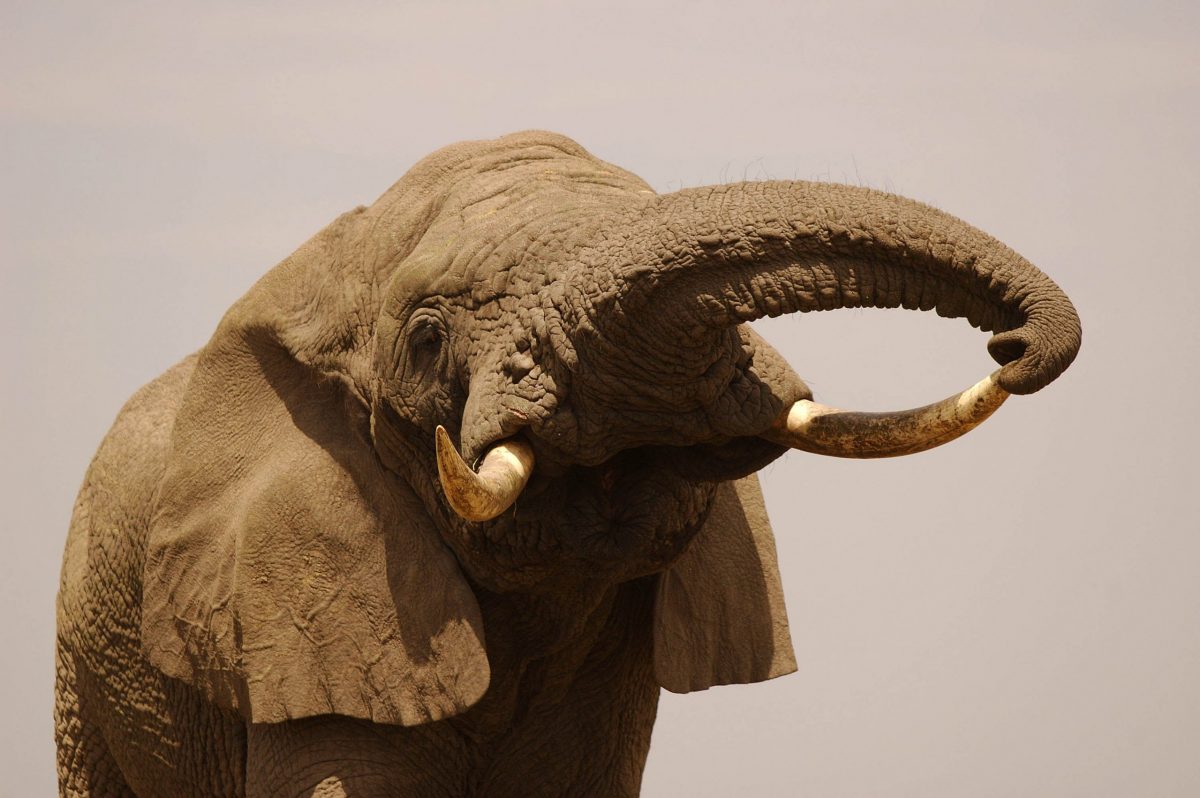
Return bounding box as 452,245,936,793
454,575,658,738
475,576,627,665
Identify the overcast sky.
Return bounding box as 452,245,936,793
3,1,1198,795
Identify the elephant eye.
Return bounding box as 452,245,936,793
412,323,441,353
405,312,447,378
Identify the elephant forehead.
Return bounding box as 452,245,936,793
381,160,651,306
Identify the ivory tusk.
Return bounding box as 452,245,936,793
435,426,535,521
762,371,1010,459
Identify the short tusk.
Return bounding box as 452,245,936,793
435,426,535,521
762,371,1010,459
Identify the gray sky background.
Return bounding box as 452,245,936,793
3,1,1197,794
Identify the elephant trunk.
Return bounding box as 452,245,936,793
612,180,1081,397
436,180,1084,520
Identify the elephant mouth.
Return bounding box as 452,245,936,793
527,444,722,556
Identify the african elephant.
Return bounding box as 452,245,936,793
55,131,1081,797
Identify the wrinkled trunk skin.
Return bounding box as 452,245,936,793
599,180,1081,396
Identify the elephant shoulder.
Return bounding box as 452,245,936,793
57,352,248,796
59,354,200,629
95,352,200,506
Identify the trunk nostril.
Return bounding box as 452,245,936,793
987,331,1029,366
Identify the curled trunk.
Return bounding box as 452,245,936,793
608,181,1081,396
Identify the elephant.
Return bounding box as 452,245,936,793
54,131,1081,797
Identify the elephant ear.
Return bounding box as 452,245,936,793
653,475,797,692
141,210,490,726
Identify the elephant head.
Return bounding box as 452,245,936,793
139,132,1080,728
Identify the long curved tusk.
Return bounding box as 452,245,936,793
762,371,1010,459
435,426,535,521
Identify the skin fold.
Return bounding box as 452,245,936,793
55,131,1081,797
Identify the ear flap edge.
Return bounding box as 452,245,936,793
653,475,797,693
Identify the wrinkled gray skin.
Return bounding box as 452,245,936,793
55,132,1081,797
